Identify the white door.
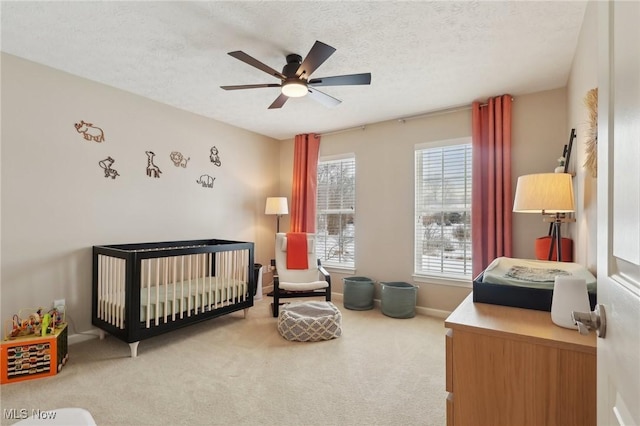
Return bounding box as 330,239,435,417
597,1,640,425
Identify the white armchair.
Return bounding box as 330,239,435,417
272,232,331,317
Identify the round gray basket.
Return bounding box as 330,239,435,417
343,276,375,310
380,282,417,318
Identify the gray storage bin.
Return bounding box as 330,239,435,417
380,282,417,318
343,276,375,310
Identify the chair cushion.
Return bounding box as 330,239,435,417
280,236,315,253
279,280,329,291
277,301,342,342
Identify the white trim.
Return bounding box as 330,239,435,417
319,152,355,163
68,328,102,345
413,274,473,288
415,136,471,151
415,306,451,319
324,265,356,275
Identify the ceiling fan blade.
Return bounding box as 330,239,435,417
307,87,341,108
268,93,289,109
295,41,336,78
220,83,281,90
308,73,372,87
228,51,286,80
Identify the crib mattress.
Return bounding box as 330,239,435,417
473,257,597,312
100,278,247,323
140,279,247,322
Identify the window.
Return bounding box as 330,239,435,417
316,155,355,268
415,138,472,278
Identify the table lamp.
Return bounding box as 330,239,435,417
513,173,575,261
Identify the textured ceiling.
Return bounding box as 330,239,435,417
1,1,587,140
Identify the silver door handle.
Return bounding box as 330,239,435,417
571,304,606,338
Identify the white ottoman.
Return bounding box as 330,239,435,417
277,301,342,342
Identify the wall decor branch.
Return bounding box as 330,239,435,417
584,88,598,178
74,120,105,142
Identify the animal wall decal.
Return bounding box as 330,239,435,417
196,174,216,188
145,151,162,178
170,151,190,168
74,120,105,142
98,156,120,179
210,146,222,167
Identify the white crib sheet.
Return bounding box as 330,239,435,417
482,257,597,292
139,278,247,322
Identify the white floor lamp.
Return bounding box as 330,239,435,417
265,197,288,233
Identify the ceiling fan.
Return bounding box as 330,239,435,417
220,40,371,109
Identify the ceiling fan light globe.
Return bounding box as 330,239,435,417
282,81,308,98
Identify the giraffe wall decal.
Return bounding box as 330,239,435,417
145,151,162,178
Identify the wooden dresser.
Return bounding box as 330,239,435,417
445,295,596,426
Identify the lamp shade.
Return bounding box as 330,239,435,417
513,173,575,213
265,197,289,215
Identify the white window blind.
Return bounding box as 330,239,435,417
316,155,355,268
415,139,472,278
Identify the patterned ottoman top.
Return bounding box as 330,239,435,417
277,301,342,342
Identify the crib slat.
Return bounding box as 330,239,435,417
180,256,185,319
208,253,212,311
215,251,221,308
187,255,192,317
108,256,113,325
117,258,123,329
172,256,177,322
233,250,237,303
195,254,200,315
97,255,103,320
146,259,151,329
155,258,160,325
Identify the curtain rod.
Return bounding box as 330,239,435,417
319,103,470,137
397,104,473,123
319,97,514,136
320,125,367,137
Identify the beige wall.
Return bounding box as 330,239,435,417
279,89,567,313
0,54,281,338
511,88,570,258
567,1,598,273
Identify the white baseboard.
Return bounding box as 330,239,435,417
332,292,451,319
68,328,101,345
415,306,451,319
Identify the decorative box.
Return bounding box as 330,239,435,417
473,272,597,312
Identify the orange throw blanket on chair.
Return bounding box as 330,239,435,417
286,232,309,270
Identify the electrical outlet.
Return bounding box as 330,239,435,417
53,299,66,311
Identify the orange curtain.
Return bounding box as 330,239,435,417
472,95,513,278
291,133,320,232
